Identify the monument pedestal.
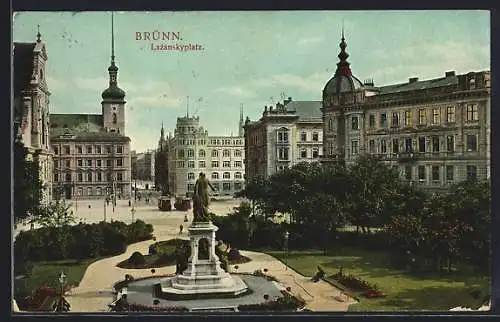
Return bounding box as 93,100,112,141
158,221,248,299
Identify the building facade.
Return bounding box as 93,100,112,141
168,114,246,197
321,33,491,190
244,98,324,181
13,31,53,203
50,15,132,199
134,149,156,184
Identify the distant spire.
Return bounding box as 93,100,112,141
240,103,244,122
238,103,244,137
160,122,165,139
36,24,41,42
111,11,115,65
186,96,190,117
335,24,352,77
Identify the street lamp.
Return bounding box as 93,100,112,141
131,206,136,224
284,230,289,270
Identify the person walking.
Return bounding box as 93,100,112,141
179,224,184,235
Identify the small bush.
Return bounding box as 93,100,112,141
228,248,242,261
128,252,146,266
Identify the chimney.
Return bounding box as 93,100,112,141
364,78,374,86
445,71,456,77
409,77,419,83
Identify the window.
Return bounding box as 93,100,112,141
380,139,387,154
466,134,477,152
87,159,92,167
187,172,195,180
106,173,112,181
187,183,195,192
312,132,319,142
106,146,112,154
405,166,412,180
446,165,454,181
117,173,123,181
234,150,242,157
106,159,112,167
77,159,83,167
65,172,71,181
223,182,231,191
432,136,440,153
96,187,102,196
221,150,229,158
277,165,287,172
351,140,359,155
431,166,440,181
466,104,479,121
177,149,185,158
328,119,334,131
54,173,59,182
223,161,231,168
405,138,413,152
369,140,375,154
188,160,195,168
95,145,101,154
446,136,454,152
446,106,456,123
418,109,426,125
96,159,102,167
116,146,123,154
466,165,477,181
312,148,319,158
177,161,185,168
77,188,83,196
300,132,307,141
64,146,70,154
351,116,359,130
470,78,476,89
54,160,59,169
223,172,230,179
212,161,219,168
234,161,242,167
187,149,194,158
97,172,102,181
300,149,307,158
235,172,242,179
199,161,206,168
369,114,376,128
328,142,334,156
77,146,83,154
418,165,426,181
278,148,289,160
392,112,399,127
78,172,83,181
277,130,289,143
211,150,218,157
432,108,440,124
54,146,59,154
212,172,219,179
404,111,412,126
418,137,426,153
380,113,388,128
234,182,242,191
87,172,92,182
392,138,399,154
199,149,206,158
87,146,92,154
65,159,71,167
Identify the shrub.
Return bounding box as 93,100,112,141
228,248,242,261
128,252,146,267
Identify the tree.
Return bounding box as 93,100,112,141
154,147,169,196
13,141,45,224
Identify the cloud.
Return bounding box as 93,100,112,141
73,76,108,90
128,94,182,109
47,77,68,90
297,36,323,46
214,86,256,98
251,72,331,94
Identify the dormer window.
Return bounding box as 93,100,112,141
469,78,476,89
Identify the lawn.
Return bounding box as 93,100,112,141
14,258,97,309
266,247,490,312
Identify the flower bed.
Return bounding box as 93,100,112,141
329,270,386,299
237,290,305,312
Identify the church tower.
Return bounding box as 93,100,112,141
101,12,126,134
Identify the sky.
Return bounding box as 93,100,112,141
13,10,490,152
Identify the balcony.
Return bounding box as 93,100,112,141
397,152,417,163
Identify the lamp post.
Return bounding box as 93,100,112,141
131,206,136,224
284,230,289,271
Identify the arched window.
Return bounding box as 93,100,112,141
223,172,230,179
223,149,230,157
211,172,219,180
328,118,334,130
234,172,242,179
113,113,117,124
199,149,206,157
187,149,195,157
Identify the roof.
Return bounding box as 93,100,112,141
284,101,322,121
323,74,364,95
51,113,103,129
13,42,36,96
375,75,459,95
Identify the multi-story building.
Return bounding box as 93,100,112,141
168,111,246,197
13,30,53,203
135,149,156,182
243,98,323,181
50,15,132,199
321,33,491,190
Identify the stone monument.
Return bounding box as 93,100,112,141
157,173,248,299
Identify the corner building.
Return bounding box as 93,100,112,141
322,34,491,190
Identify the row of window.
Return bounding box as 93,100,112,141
54,158,125,168
403,164,477,182
277,130,321,144
54,172,125,182
66,186,123,197
186,182,243,192
177,160,243,168
300,148,320,159
175,138,244,146
327,104,480,131
177,149,243,159
186,171,243,180
53,145,124,155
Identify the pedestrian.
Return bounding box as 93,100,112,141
179,224,184,235
128,200,131,207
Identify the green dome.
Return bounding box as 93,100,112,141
101,85,125,100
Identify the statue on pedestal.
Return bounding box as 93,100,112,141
192,172,216,222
